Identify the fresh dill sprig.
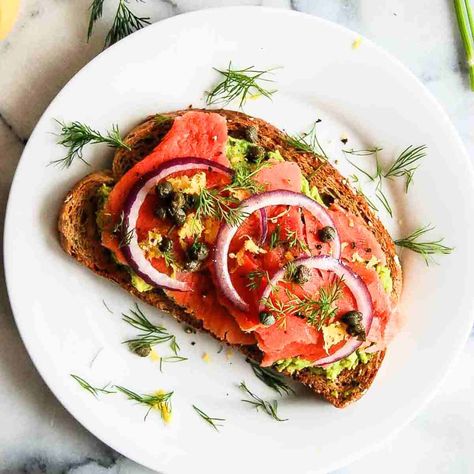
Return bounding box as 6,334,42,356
394,225,454,265
286,120,328,159
115,385,173,421
196,160,268,226
206,63,277,107
239,382,287,421
291,277,344,329
87,0,105,40
349,175,379,212
70,374,115,398
104,0,151,48
228,159,270,194
375,180,393,217
283,261,298,282
192,405,226,431
285,229,310,254
342,147,382,156
196,188,247,227
118,225,135,248
249,361,295,396
50,120,130,169
259,296,289,329
162,249,177,269
384,145,427,192
269,225,281,249
123,304,180,355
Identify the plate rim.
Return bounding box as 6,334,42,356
4,6,474,473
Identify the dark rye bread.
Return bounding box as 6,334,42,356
58,109,401,408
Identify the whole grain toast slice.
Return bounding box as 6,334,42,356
58,109,401,408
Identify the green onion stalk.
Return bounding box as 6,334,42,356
454,0,474,90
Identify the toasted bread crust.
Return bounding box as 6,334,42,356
58,109,401,408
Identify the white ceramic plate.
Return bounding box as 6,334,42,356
5,7,474,474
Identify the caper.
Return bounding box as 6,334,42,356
156,181,173,199
169,192,186,213
318,226,336,242
171,208,186,226
129,342,151,357
259,311,276,326
294,265,311,284
341,310,366,341
246,144,265,163
155,207,167,220
188,241,209,262
184,260,200,272
184,193,198,210
243,125,259,143
159,236,173,253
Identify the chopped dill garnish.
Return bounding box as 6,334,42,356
249,361,295,396
269,225,281,249
159,356,187,373
286,120,328,159
239,382,287,421
192,405,226,431
206,63,277,107
70,374,115,398
375,180,393,217
259,296,289,329
342,147,383,156
246,270,268,291
118,225,135,248
122,304,180,355
102,299,113,314
349,175,379,212
384,145,427,192
285,229,310,254
283,261,298,282
115,385,173,421
50,120,130,169
395,225,453,265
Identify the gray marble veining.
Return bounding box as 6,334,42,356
1,1,473,473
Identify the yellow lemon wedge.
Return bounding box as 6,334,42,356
0,0,21,40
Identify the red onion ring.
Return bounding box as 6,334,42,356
215,190,341,311
121,157,233,291
259,255,373,366
259,209,268,244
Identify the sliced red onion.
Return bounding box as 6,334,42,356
259,209,268,244
214,190,341,311
122,157,233,291
259,255,373,366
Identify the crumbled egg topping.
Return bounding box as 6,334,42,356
178,213,203,242
202,352,211,363
139,230,163,259
154,390,172,423
322,322,348,354
352,36,362,49
230,237,267,265
167,172,206,194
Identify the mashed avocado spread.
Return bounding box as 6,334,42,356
274,350,372,381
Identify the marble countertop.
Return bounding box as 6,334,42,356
1,1,473,473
